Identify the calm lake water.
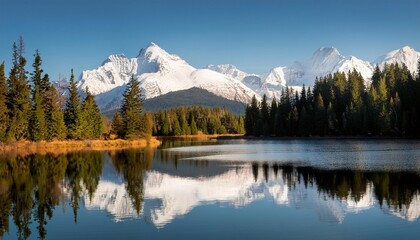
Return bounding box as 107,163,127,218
2,139,420,239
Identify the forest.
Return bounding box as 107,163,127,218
245,61,420,136
0,38,106,142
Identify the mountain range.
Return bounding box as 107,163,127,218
73,43,420,112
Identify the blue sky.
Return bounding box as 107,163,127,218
1,0,419,80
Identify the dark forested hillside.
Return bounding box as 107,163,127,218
143,87,247,115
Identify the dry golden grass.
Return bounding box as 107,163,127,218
0,137,161,157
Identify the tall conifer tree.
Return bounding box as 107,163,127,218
120,75,143,139
0,63,8,140
64,69,81,139
29,50,47,141
78,88,103,139
7,38,30,140
45,85,67,140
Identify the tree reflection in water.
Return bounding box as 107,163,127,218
109,146,153,215
0,148,420,239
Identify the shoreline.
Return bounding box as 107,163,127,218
0,137,161,156
157,134,244,140
214,135,420,140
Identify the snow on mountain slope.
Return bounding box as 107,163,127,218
285,47,374,87
208,47,374,100
78,44,420,108
79,43,258,111
207,64,250,81
78,54,137,95
375,46,420,74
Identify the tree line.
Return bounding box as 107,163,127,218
250,163,420,210
0,148,153,239
245,61,420,136
151,106,245,136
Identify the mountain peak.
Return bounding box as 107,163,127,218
102,54,128,65
375,46,420,73
138,42,169,58
401,46,415,52
315,47,340,55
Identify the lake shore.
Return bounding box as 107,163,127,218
158,133,245,139
215,135,420,140
0,137,161,156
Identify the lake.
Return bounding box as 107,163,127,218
1,139,420,239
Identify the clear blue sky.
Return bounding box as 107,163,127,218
1,0,419,80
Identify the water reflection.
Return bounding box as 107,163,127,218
0,141,420,239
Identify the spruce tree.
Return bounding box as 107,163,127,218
269,98,277,135
29,50,47,141
0,63,8,141
142,112,153,140
190,117,198,135
245,95,259,136
120,75,144,139
79,88,103,139
7,39,31,140
314,94,327,136
111,112,125,138
260,94,269,135
45,85,67,140
29,87,46,141
64,69,81,139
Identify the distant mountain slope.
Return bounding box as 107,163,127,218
102,87,247,118
143,87,247,115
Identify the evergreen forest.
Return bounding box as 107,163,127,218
245,61,420,137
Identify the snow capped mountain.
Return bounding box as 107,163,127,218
78,54,137,95
79,43,258,111
375,46,420,74
285,47,374,87
207,47,375,100
77,44,420,109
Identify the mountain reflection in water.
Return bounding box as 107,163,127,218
1,140,420,239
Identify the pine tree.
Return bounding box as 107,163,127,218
245,95,259,136
111,112,124,138
190,117,198,135
161,113,171,136
260,94,269,135
269,98,277,135
78,88,103,139
45,86,67,140
120,75,144,139
7,39,31,140
64,69,81,139
29,87,46,141
327,102,337,134
29,50,47,141
172,117,182,135
142,112,153,140
0,63,8,141
290,106,299,136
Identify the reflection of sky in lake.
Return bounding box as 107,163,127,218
166,139,420,172
5,139,420,240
